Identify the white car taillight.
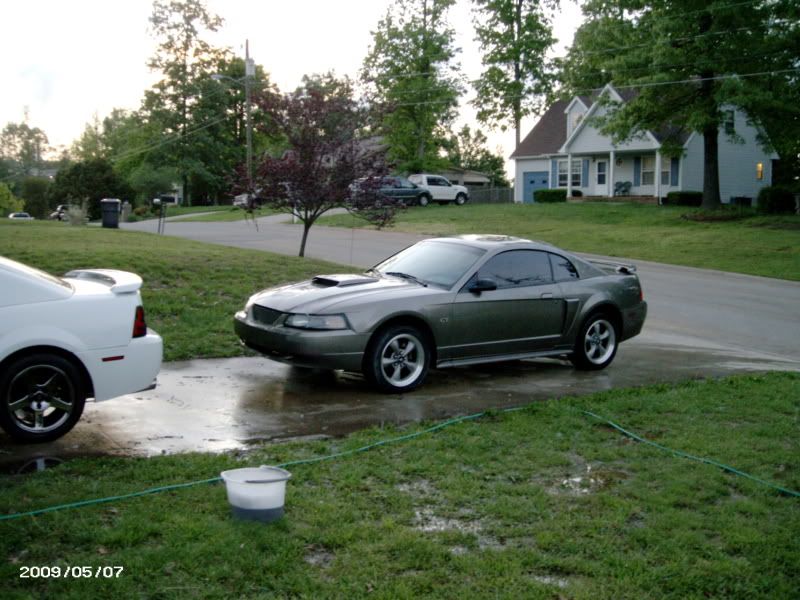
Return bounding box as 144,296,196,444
133,306,147,338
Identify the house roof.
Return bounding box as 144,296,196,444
509,99,570,158
510,86,694,159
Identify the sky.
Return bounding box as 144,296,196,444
0,0,584,176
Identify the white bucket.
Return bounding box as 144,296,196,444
220,465,292,522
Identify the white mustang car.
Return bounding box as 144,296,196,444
0,257,163,443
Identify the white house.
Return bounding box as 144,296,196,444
511,84,778,204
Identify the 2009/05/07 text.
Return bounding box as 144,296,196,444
19,566,124,579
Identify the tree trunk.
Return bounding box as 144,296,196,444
701,125,721,209
514,0,522,150
298,222,312,257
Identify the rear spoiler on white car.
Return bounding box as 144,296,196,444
588,259,637,275
63,269,143,294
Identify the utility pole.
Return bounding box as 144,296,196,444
245,39,254,195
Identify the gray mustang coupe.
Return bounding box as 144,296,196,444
234,235,647,392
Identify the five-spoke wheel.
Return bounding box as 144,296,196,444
365,326,430,393
570,314,618,370
0,354,86,443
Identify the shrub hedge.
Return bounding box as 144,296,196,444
534,188,567,203
757,186,796,214
664,191,703,206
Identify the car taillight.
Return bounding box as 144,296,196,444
639,283,644,302
133,306,147,338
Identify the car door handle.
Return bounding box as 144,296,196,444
540,292,554,299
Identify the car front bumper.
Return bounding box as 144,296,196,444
234,311,368,372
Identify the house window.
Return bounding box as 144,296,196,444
661,167,670,185
558,160,582,187
756,162,763,180
641,156,655,185
597,161,607,185
724,110,735,135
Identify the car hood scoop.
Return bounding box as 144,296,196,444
311,274,379,287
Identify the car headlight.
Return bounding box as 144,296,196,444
285,313,349,330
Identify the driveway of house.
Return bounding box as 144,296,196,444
2,213,797,470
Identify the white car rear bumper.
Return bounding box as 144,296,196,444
78,330,163,401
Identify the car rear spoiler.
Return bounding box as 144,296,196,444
588,259,637,275
63,269,143,294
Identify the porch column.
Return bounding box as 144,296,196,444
567,154,573,197
609,150,615,197
655,151,662,204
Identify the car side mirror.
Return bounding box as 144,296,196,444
469,278,497,294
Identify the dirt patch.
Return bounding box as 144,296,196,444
304,544,334,569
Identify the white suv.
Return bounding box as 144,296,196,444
408,174,469,206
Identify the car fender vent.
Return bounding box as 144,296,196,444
312,274,378,287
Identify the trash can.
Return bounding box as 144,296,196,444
101,198,121,228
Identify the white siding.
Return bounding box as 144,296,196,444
566,101,588,138
514,157,550,203
566,104,658,154
681,110,775,202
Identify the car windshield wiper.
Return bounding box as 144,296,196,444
385,271,428,287
364,267,382,277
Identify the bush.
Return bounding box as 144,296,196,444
757,186,796,214
571,190,583,197
534,188,567,203
664,191,703,206
133,206,149,217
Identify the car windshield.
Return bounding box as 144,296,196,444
372,241,486,289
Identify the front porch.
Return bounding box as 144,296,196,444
551,151,681,201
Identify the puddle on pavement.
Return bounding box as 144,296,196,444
1,341,797,472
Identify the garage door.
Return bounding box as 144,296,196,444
523,171,549,204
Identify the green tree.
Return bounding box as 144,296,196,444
444,125,510,186
0,182,24,216
362,0,463,173
70,114,107,161
560,0,800,209
18,177,51,218
143,0,228,205
49,159,133,220
0,119,49,177
472,0,558,148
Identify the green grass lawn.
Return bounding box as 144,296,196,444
170,206,280,222
320,203,800,280
1,373,797,599
0,221,345,361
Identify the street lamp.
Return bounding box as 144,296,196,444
212,40,255,198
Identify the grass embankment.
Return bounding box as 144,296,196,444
320,203,800,280
0,221,345,361
1,373,798,598
132,205,231,221
170,207,279,222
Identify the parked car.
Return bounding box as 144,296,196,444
8,212,34,220
408,174,469,206
49,205,70,221
234,235,647,393
0,257,163,442
351,176,431,207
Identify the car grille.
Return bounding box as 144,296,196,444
252,305,283,325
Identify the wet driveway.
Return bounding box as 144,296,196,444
2,334,798,472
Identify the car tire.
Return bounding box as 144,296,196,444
418,194,430,207
364,325,431,393
569,313,618,371
0,353,86,443
455,193,467,206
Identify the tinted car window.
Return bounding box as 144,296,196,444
374,241,486,289
428,177,448,186
471,250,553,289
549,253,579,281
